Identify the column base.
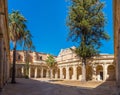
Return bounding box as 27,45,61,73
72,75,77,80
72,79,77,80
46,75,49,78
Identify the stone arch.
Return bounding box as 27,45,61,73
37,68,41,78
43,69,46,78
77,66,82,80
17,67,22,77
86,65,92,81
31,67,35,78
53,69,56,78
69,67,73,79
63,68,66,79
107,65,115,80
96,65,103,81
10,67,12,77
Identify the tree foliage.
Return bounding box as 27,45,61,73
45,55,56,78
9,11,27,42
67,0,110,81
67,0,110,60
46,55,56,69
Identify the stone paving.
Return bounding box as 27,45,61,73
1,78,117,95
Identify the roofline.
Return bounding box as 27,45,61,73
10,50,57,57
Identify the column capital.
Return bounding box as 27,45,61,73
66,66,69,69
73,65,77,68
103,62,106,65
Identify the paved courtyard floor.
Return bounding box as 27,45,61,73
1,78,117,95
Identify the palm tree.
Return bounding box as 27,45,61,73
9,10,28,83
21,30,35,50
45,55,56,79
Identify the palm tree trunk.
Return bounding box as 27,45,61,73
11,41,17,83
82,59,86,82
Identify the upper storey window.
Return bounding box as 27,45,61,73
18,55,21,60
40,56,42,60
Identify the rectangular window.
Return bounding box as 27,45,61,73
18,55,21,60
40,56,42,60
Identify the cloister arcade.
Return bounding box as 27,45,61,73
10,48,115,81
13,62,115,81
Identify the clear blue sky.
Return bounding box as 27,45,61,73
8,0,113,56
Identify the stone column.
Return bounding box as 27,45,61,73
81,62,86,81
103,64,107,81
34,67,38,78
60,67,63,79
29,67,31,78
66,67,69,80
92,65,96,81
41,68,43,78
55,70,58,79
0,37,3,89
50,69,53,79
21,66,24,77
72,66,77,80
46,69,49,78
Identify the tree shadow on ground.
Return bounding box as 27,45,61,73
1,78,117,95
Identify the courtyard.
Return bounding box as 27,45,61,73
1,78,117,95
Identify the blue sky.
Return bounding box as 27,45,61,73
8,0,113,56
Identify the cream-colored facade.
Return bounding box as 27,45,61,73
11,46,115,81
0,0,10,90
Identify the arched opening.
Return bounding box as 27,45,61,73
48,69,50,78
43,69,46,78
77,66,82,80
96,65,103,81
107,65,115,81
53,69,56,78
37,68,41,78
23,67,26,77
63,68,66,79
69,67,73,79
10,67,12,77
86,66,92,81
31,68,35,78
17,67,22,77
